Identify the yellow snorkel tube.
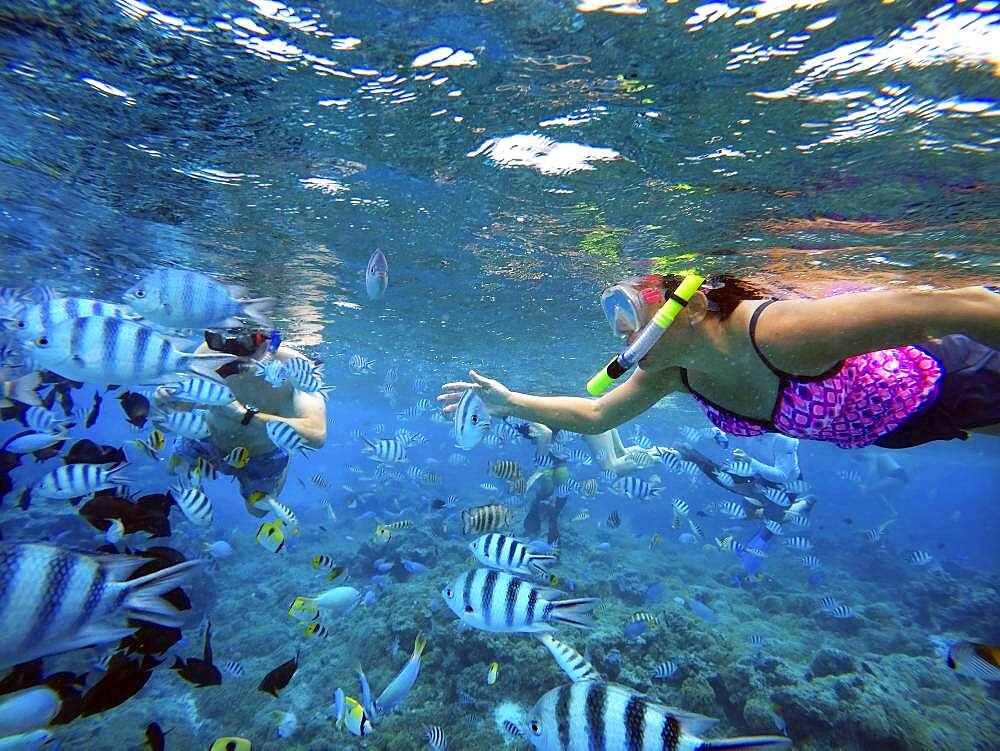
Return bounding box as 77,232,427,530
587,274,704,396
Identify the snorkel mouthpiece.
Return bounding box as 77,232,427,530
586,273,704,396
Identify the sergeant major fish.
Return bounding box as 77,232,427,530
25,316,236,386
469,533,558,579
524,681,791,751
0,542,203,667
123,268,274,329
441,568,596,634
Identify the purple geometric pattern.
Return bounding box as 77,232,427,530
692,346,942,448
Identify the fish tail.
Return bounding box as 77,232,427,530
548,597,597,629
122,558,206,627
412,633,427,658
106,461,132,488
10,372,43,406
698,737,792,750
180,353,239,384
240,297,276,327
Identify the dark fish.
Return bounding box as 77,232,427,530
431,498,445,510
121,624,183,657
63,439,126,466
118,391,151,429
696,510,707,518
86,391,103,428
257,650,299,697
842,517,853,525
861,662,876,676
79,491,173,538
145,721,166,751
81,653,161,717
172,622,221,687
0,450,21,505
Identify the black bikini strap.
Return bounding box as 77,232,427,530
748,301,793,380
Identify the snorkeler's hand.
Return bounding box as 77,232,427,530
438,370,513,416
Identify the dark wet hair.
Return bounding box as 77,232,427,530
641,274,767,320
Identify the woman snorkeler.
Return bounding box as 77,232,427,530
438,275,1000,450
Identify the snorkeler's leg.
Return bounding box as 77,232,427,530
582,431,618,470
547,497,568,544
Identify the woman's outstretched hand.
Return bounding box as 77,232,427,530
438,370,514,417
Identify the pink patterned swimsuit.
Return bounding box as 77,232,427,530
681,301,944,449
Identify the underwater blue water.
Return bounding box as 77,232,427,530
0,0,998,749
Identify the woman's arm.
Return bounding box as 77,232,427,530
439,367,681,435
760,286,1000,374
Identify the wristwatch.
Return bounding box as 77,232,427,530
241,405,259,426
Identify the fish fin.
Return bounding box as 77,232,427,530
240,298,276,328
696,737,791,750
42,624,136,656
548,598,597,629
122,558,206,627
179,353,239,384
10,372,43,406
412,633,427,658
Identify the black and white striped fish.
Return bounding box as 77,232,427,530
828,604,854,619
536,633,600,683
0,542,203,666
469,533,557,579
819,596,839,612
34,462,130,499
348,353,375,374
24,406,71,434
909,550,932,566
525,681,791,750
671,498,690,517
800,555,821,570
284,357,334,397
651,661,678,681
222,660,245,677
763,520,783,536
266,421,315,456
461,504,514,535
154,409,211,440
170,485,214,527
762,487,790,508
718,501,747,520
362,437,408,464
25,315,235,386
424,725,447,750
783,536,813,552
687,518,704,541
441,568,595,634
164,376,235,406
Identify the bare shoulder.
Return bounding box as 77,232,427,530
275,345,311,362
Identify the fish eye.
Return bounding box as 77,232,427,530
445,588,453,598
530,721,541,736
471,415,478,424
464,605,474,613
15,320,25,329
34,337,48,346
133,289,145,298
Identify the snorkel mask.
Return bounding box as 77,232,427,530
205,329,281,358
587,273,705,396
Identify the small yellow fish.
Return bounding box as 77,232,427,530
256,518,286,553
132,429,165,460
549,574,559,587
209,739,251,751
373,519,413,544
305,622,329,638
226,446,250,469
343,696,373,737
486,661,499,685
311,555,343,582
648,533,662,550
624,611,659,629
288,595,319,621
